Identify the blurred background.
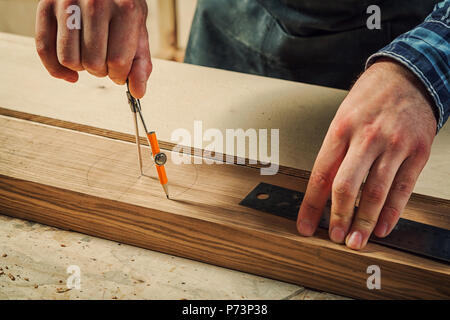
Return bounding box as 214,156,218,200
0,0,197,62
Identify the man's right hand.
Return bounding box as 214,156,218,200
35,0,152,98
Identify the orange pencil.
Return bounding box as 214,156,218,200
147,131,169,198
126,81,169,199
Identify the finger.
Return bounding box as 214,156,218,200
35,0,78,82
128,25,152,98
107,3,141,85
346,153,404,249
80,0,111,76
297,123,349,236
329,142,380,244
55,0,83,71
373,152,428,238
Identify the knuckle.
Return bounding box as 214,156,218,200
85,0,103,11
59,55,80,70
412,139,431,160
333,180,355,199
331,210,353,223
387,133,404,151
329,118,351,140
84,0,94,9
47,68,63,78
83,0,108,18
391,178,414,196
310,171,333,190
61,0,78,8
302,201,322,215
109,76,127,85
82,59,106,74
145,60,153,77
355,215,378,230
35,39,50,57
360,127,381,151
116,0,138,13
363,184,385,204
107,56,130,70
382,205,402,222
59,55,73,67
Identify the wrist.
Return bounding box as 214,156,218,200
369,57,439,127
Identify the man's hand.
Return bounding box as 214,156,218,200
297,59,437,250
35,0,152,98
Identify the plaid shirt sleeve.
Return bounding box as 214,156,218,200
366,0,450,132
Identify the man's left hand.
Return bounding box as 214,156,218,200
297,58,437,250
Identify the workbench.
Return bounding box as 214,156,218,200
1,214,346,300
0,32,448,300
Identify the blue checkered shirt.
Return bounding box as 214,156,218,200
367,1,450,132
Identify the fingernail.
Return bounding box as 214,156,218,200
298,219,314,236
377,222,388,237
330,227,345,243
346,231,362,249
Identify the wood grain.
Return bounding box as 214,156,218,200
1,115,449,299
1,107,448,222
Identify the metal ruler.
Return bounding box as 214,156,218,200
240,183,450,263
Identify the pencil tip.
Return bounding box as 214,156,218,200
163,184,170,199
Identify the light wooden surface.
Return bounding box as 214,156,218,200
0,32,448,200
1,116,449,299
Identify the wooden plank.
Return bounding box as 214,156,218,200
1,106,448,219
0,115,449,299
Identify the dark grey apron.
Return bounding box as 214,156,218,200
185,0,438,89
